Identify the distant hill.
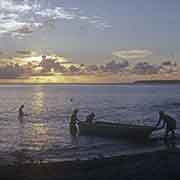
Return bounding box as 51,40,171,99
134,80,180,84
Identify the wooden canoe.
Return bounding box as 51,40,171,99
78,121,154,140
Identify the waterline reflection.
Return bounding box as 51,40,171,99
23,123,49,151
31,88,45,115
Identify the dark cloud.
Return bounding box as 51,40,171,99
60,61,73,65
100,60,129,73
86,65,99,72
0,52,179,79
64,60,129,76
160,61,177,73
16,50,32,57
162,61,173,66
132,62,160,75
16,50,31,55
0,63,25,78
40,57,59,72
39,56,67,73
161,61,177,67
54,65,67,73
68,65,81,74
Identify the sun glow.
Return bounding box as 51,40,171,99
13,56,42,65
30,75,68,83
13,53,72,66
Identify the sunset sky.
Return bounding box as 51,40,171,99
0,0,180,83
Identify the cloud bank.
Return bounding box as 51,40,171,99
0,0,111,38
0,47,178,83
0,51,178,80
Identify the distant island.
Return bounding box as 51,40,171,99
134,80,180,84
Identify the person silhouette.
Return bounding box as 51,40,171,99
154,111,176,148
70,109,79,136
18,105,28,122
86,112,95,123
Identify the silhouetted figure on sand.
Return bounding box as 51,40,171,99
70,109,79,136
86,112,95,123
155,111,176,148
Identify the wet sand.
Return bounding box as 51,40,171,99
0,147,180,180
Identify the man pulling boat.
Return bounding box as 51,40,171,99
69,109,177,143
154,111,176,141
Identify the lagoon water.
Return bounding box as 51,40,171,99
0,84,180,164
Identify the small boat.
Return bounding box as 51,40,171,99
78,121,154,140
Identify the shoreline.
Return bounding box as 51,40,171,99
1,148,180,180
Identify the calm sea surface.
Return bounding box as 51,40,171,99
0,84,180,164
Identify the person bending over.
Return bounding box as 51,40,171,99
155,111,176,141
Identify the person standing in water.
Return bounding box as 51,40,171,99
18,105,28,122
155,111,176,143
70,109,79,136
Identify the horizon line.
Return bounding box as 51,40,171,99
0,80,179,85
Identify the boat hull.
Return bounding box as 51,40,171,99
78,121,154,140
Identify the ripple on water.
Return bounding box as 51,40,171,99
0,85,179,163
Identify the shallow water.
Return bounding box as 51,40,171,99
0,84,179,164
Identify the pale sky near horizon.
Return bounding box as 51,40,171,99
0,0,180,83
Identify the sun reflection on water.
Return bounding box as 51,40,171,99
16,86,51,151
24,123,49,151
31,87,45,115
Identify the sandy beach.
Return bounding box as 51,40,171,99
0,147,179,180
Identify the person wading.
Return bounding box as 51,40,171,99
70,109,79,136
18,104,28,122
